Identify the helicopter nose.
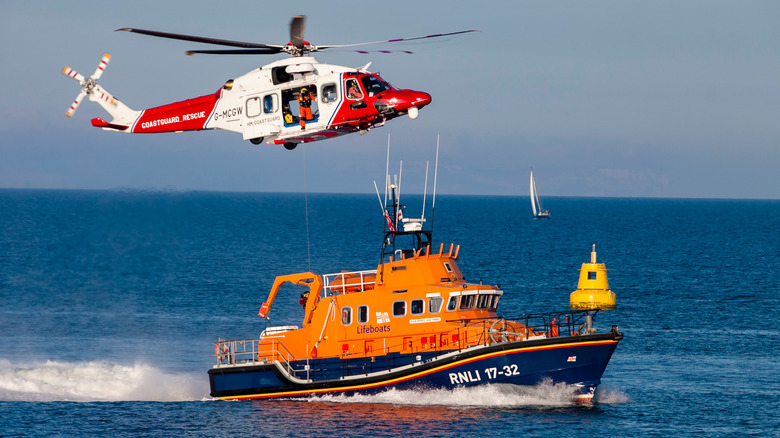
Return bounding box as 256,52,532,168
411,91,432,109
393,90,431,110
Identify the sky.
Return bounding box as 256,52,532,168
2,0,779,198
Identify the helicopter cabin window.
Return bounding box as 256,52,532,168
341,306,353,325
357,305,369,324
489,295,501,310
410,299,424,315
476,294,491,310
345,79,363,100
263,94,278,114
321,83,338,103
393,300,406,317
360,75,392,97
459,294,476,310
246,97,262,118
446,295,459,312
428,296,443,314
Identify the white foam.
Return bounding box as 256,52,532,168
0,359,209,402
308,380,584,408
593,385,631,404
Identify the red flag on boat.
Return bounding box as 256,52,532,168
385,209,396,231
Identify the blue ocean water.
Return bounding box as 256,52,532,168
1,189,778,437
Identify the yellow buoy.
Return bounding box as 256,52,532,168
570,244,616,309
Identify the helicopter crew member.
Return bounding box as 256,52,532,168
347,80,363,99
298,88,315,130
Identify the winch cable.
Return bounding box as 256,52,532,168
303,147,312,272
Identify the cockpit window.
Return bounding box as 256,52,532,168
360,75,391,97
346,79,363,100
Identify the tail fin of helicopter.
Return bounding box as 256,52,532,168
62,53,141,131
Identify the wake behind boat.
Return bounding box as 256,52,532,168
209,154,620,402
530,168,550,219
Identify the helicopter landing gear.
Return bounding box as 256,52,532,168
283,142,297,150
249,137,264,145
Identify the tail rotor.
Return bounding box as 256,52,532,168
62,53,112,117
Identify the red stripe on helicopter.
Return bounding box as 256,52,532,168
132,91,221,133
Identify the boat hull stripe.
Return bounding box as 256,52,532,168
215,339,619,400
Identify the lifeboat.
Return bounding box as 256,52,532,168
208,159,622,403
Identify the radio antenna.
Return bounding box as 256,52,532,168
383,134,390,209
421,160,429,220
430,135,440,233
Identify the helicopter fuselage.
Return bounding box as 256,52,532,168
92,57,431,148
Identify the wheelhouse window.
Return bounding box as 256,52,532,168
446,295,458,312
393,301,406,317
443,262,453,273
411,299,424,315
358,305,369,324
360,75,392,97
459,294,476,310
428,296,443,314
341,306,353,325
588,271,597,280
476,294,491,310
490,295,501,310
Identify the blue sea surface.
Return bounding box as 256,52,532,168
1,189,778,437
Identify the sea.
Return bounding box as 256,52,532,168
0,189,778,437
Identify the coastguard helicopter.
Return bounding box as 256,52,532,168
62,16,475,150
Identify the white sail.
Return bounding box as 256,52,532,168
530,169,538,216
530,168,548,218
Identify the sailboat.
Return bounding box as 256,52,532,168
530,168,550,219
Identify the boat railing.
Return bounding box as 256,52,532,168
321,269,378,296
450,309,603,345
214,338,306,378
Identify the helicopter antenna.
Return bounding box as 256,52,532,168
430,135,440,233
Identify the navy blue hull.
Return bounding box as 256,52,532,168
209,331,621,400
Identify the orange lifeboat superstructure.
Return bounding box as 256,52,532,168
209,158,622,402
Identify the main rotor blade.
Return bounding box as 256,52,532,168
317,29,479,50
290,15,305,48
116,28,283,50
186,48,284,56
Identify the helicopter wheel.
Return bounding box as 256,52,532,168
283,142,297,150
249,137,264,145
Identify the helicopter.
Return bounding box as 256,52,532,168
62,16,475,150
